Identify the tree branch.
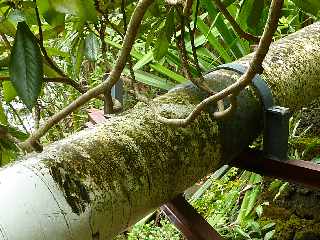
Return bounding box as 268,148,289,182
157,0,283,126
213,0,260,42
104,0,153,113
176,9,194,81
183,0,193,16
33,0,89,94
0,76,86,94
21,0,154,152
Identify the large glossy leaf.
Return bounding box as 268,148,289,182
292,0,320,16
49,0,97,22
9,21,43,110
84,32,100,62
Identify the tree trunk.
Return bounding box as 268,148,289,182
0,23,320,240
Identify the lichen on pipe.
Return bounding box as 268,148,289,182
0,22,320,240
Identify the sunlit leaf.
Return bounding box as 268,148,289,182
133,51,153,71
123,69,175,90
0,20,16,37
255,205,263,217
8,9,26,24
196,17,233,62
105,37,187,83
2,81,17,102
9,21,43,110
38,0,65,27
0,103,7,125
264,230,275,240
49,0,97,22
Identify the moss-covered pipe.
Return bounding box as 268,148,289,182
0,23,320,240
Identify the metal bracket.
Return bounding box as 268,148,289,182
111,79,124,105
210,63,274,109
263,106,291,160
211,63,291,160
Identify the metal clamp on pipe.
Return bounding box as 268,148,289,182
211,63,291,161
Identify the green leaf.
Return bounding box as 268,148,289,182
264,230,275,240
255,205,263,217
196,17,233,62
49,0,97,22
292,0,320,16
105,37,187,83
8,9,26,24
0,103,7,125
201,0,244,58
38,0,65,27
133,51,153,71
7,125,28,140
262,222,276,231
237,0,254,30
84,32,100,62
2,81,17,102
235,227,251,239
9,21,43,110
222,0,236,7
165,9,175,41
153,30,169,61
0,20,16,37
123,69,175,90
247,0,264,29
73,37,85,78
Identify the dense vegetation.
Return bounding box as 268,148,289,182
0,0,319,239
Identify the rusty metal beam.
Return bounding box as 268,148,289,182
231,149,320,190
161,195,223,240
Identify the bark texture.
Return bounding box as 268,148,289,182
0,23,320,240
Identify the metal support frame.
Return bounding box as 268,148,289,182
161,195,222,240
232,149,320,190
